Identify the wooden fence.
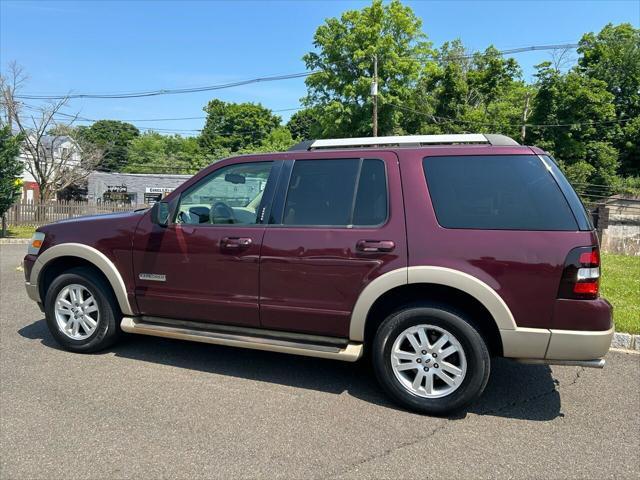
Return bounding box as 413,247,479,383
4,201,149,227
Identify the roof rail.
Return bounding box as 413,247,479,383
288,134,519,151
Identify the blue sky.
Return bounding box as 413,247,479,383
1,0,638,135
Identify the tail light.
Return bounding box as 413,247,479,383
558,246,600,300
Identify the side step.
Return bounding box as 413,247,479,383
515,358,605,369
120,317,363,362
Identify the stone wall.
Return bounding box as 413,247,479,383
598,196,640,256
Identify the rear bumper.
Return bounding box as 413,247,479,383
545,326,614,360
501,324,614,361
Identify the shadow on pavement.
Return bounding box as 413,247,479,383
19,318,561,421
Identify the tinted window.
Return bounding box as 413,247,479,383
353,159,388,225
423,155,578,230
283,159,387,226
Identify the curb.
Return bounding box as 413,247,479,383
0,238,30,245
612,332,640,352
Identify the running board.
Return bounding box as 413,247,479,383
120,317,363,362
515,358,605,369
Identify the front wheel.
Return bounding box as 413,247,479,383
44,267,121,353
372,304,490,415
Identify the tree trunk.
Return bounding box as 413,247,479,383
1,214,6,238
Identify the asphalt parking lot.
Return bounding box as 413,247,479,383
1,243,639,479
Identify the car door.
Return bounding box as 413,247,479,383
132,159,280,327
259,152,407,338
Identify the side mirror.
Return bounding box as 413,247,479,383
225,173,246,184
151,201,171,227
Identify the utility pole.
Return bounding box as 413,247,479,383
372,54,378,137
520,91,531,144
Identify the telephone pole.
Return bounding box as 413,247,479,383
372,54,378,137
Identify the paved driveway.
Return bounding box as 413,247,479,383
1,244,638,479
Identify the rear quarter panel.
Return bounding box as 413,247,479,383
399,147,599,330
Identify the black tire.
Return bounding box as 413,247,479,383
372,303,490,415
44,266,121,353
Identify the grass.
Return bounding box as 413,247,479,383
2,225,36,239
601,253,640,334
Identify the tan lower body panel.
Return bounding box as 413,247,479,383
501,327,551,359
501,325,614,361
546,326,614,360
121,317,363,362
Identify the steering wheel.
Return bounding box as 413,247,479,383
210,201,236,224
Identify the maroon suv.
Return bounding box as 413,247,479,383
23,134,613,414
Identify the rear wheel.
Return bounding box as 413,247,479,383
372,304,490,415
45,267,121,353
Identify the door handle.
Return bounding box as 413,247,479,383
221,237,252,249
356,240,395,253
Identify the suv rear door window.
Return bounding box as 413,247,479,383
283,159,387,226
423,155,578,231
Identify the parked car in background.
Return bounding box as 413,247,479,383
23,134,613,414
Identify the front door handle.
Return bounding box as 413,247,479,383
221,237,252,250
356,240,395,253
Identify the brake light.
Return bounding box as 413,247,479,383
558,246,600,300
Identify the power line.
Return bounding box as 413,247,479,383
441,43,579,61
15,71,313,100
14,43,581,101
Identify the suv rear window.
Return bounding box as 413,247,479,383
283,159,387,226
423,155,578,231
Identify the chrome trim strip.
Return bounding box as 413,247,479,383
30,243,134,315
311,134,489,149
121,317,363,362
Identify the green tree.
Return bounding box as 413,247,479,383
78,120,140,171
239,127,296,154
125,132,222,174
578,23,640,120
0,126,23,236
529,62,619,188
303,0,432,137
621,116,640,175
286,108,317,140
577,23,640,175
199,99,281,153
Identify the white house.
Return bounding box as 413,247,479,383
19,134,82,201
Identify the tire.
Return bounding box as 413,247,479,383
44,266,121,353
372,303,490,415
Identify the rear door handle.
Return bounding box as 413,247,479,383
221,237,252,249
356,240,395,253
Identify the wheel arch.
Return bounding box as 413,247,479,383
31,243,134,316
350,266,516,353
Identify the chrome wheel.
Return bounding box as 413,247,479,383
54,284,100,340
390,324,467,399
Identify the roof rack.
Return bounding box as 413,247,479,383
289,134,519,151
